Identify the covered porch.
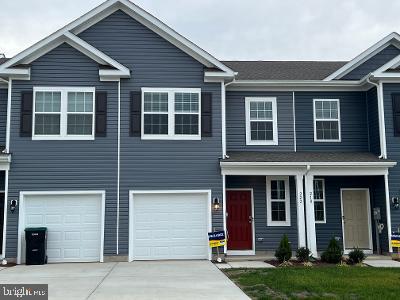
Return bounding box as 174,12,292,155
220,152,396,257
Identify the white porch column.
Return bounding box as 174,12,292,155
384,173,393,253
304,173,317,257
295,174,306,248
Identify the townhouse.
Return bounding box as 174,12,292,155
0,0,399,263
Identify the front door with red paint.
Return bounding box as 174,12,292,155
227,190,253,250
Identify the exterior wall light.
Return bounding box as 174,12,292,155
10,200,18,214
392,197,400,210
213,197,220,211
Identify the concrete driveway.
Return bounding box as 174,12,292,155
0,261,249,300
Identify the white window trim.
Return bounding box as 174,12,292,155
32,86,95,140
313,178,326,224
266,176,291,226
245,97,278,146
141,87,201,140
313,99,341,142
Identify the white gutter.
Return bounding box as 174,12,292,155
367,75,387,159
220,161,397,167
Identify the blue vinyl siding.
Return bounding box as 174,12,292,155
5,43,119,258
295,91,369,151
226,91,294,152
0,89,7,146
79,10,223,256
226,176,298,250
367,87,381,155
342,45,400,80
382,83,400,236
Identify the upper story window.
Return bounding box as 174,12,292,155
313,178,326,223
33,87,95,140
141,88,201,140
313,99,341,142
266,176,291,226
245,97,278,145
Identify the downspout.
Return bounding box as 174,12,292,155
292,92,297,152
367,74,387,159
116,79,121,255
223,78,236,159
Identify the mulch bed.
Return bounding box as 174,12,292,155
265,259,343,267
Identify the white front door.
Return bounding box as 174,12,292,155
130,192,210,261
21,193,103,263
341,189,372,250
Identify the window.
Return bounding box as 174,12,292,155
313,179,326,223
313,99,341,142
267,176,290,226
141,88,201,140
33,87,95,140
245,97,278,145
392,94,400,136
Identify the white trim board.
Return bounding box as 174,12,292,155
0,0,234,79
324,32,400,80
17,190,106,264
128,190,212,262
340,188,373,253
0,171,8,258
226,188,255,256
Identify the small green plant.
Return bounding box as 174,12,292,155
348,248,366,265
321,237,343,264
275,234,292,263
296,247,311,262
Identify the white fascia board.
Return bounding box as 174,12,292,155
220,161,397,167
225,79,371,91
0,32,130,80
204,71,236,81
0,0,233,77
324,32,400,81
64,32,130,76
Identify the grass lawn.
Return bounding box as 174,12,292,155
224,267,400,300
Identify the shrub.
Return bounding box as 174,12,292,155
275,234,292,263
348,248,366,265
321,237,343,264
296,247,311,262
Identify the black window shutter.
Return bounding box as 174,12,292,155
95,92,107,137
392,94,400,137
20,91,33,137
201,92,212,137
130,91,141,137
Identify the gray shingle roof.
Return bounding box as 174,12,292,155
0,58,8,65
224,151,394,163
222,61,348,80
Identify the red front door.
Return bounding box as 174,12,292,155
227,190,253,250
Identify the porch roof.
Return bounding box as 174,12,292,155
220,152,396,176
223,151,395,165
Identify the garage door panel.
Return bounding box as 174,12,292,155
131,192,209,260
22,193,102,263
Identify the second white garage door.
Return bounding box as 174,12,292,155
130,191,210,260
20,192,104,263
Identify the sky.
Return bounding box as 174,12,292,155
1,0,400,61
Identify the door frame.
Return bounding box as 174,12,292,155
17,190,106,264
340,188,373,254
226,188,255,256
128,190,212,262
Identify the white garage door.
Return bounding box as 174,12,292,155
22,193,103,263
131,192,210,260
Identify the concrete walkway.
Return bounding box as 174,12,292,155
0,261,249,300
364,260,400,267
216,261,275,269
